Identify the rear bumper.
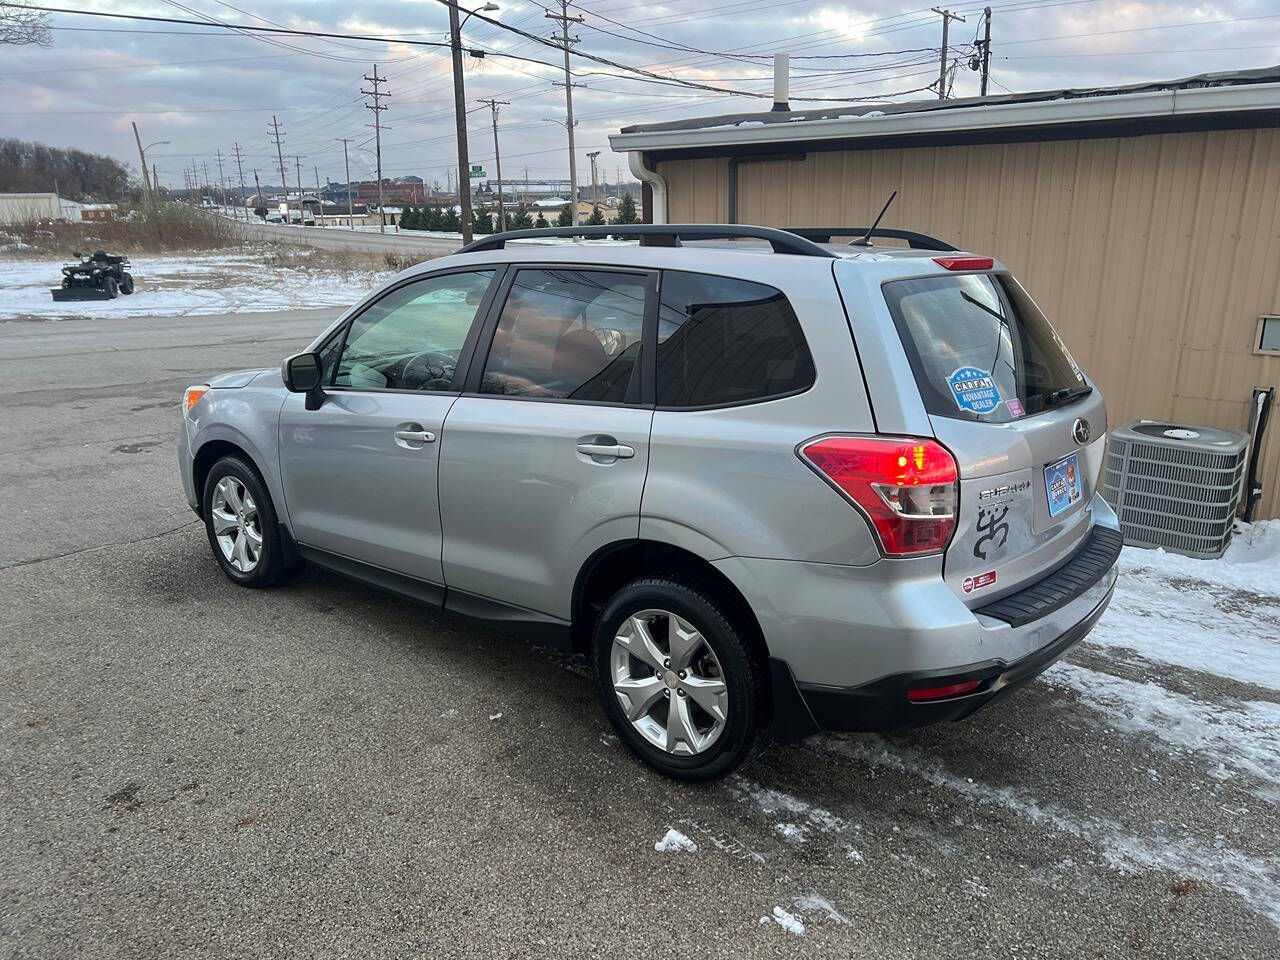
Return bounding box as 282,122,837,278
788,572,1114,734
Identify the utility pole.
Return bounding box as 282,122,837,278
131,122,154,205
362,64,390,234
980,6,993,97
231,142,247,221
252,168,262,218
201,161,212,205
214,148,227,211
477,98,509,231
587,150,600,210
287,155,305,222
152,163,159,201
269,115,288,214
445,6,474,244
931,8,966,100
336,138,355,228
546,0,583,225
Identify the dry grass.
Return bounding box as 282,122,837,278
1,204,238,257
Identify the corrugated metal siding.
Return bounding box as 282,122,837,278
657,127,1280,518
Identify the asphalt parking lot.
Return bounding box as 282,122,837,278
2,305,1278,959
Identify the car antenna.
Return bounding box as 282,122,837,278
850,190,898,247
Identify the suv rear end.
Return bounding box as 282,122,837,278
696,246,1120,739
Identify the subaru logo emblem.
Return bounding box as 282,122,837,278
1073,418,1091,445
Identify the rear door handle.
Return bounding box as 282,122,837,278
577,441,635,459
394,429,436,444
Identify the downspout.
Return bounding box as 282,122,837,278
628,150,667,224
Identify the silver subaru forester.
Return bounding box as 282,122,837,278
178,225,1120,780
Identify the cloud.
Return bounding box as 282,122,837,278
4,0,1278,190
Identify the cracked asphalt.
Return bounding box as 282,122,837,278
2,305,1277,958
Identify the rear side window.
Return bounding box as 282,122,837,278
479,269,647,402
883,273,1084,423
656,271,814,408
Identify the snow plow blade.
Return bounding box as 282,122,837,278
50,287,115,301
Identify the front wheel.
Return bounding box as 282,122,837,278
119,272,134,295
201,455,293,588
592,576,771,780
103,276,119,299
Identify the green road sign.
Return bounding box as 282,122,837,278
469,165,486,178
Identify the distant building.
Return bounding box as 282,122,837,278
79,203,117,222
0,192,82,224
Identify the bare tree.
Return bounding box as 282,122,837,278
1,4,52,46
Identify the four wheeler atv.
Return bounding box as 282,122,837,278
50,250,136,301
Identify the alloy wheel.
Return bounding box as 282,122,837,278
610,609,729,756
210,476,262,574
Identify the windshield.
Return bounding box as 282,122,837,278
883,273,1084,423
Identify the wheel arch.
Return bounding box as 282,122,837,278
570,539,769,663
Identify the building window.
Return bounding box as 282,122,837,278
1257,315,1280,356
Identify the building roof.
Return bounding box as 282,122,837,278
610,66,1280,154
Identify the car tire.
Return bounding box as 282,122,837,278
120,273,134,295
592,575,771,781
201,455,293,588
103,276,119,299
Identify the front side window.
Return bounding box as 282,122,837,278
333,270,495,391
655,271,815,408
479,269,647,402
883,273,1083,422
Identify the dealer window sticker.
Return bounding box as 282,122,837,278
946,366,1002,415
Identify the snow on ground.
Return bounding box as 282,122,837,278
1078,521,1280,689
0,253,390,320
653,828,698,853
760,906,805,936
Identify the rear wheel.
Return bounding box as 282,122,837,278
201,455,292,588
592,576,770,780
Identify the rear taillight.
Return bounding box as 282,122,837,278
799,436,958,556
933,256,994,271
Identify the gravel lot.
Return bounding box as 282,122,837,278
2,304,1278,958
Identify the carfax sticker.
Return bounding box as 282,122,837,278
947,366,1001,415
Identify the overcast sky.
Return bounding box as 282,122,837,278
5,0,1279,190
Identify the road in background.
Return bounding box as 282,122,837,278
1,307,1277,958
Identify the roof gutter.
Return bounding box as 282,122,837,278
628,151,667,224
608,82,1280,154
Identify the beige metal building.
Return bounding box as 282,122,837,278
610,69,1280,519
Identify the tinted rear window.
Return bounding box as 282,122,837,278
883,273,1083,423
656,271,814,408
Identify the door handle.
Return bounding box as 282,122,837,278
394,429,436,444
577,441,635,459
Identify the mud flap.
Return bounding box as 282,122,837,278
769,657,822,743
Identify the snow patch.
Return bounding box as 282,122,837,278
654,828,698,853
762,906,805,936
794,893,850,925
1046,663,1280,800
488,711,503,721
820,736,1280,928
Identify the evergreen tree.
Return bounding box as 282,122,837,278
616,192,638,224
441,206,460,232
473,209,493,235
586,205,606,226
534,210,549,228
555,203,574,227
511,204,534,230
424,206,441,231
401,204,418,230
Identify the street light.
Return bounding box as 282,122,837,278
446,1,498,245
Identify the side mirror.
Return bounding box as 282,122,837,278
281,352,326,410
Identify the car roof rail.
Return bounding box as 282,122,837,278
784,228,957,251
457,223,838,258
